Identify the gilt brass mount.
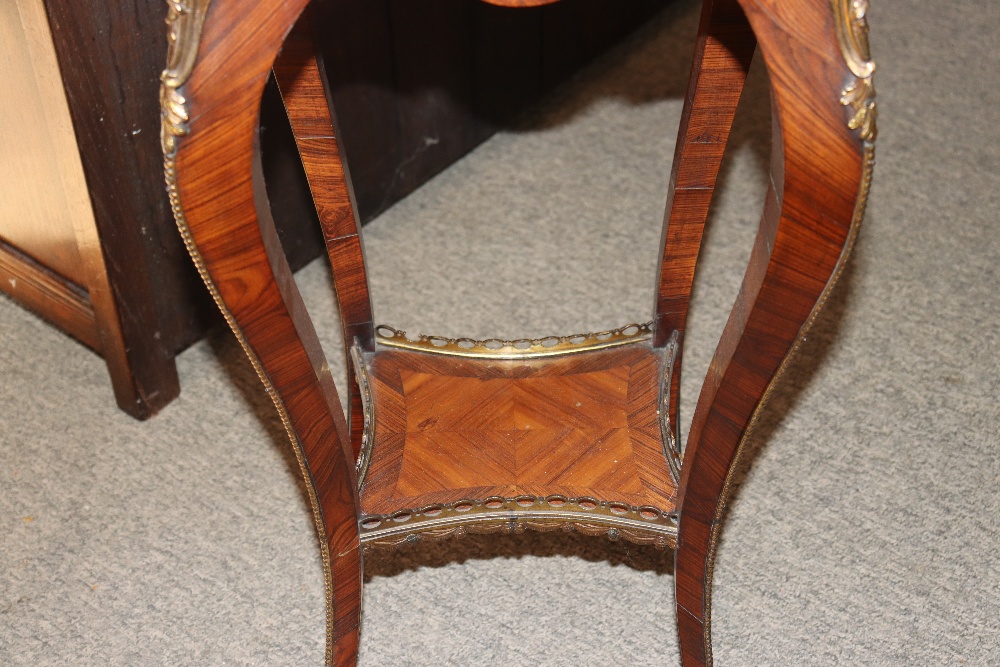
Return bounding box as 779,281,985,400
832,0,877,141
374,322,653,359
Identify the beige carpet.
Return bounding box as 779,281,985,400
2,0,998,664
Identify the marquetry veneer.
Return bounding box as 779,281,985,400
163,0,876,664
354,328,678,550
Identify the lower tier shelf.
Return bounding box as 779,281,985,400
353,326,679,550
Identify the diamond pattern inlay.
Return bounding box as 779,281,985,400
359,343,676,516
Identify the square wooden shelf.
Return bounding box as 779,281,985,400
354,332,678,549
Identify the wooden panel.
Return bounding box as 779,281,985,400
0,238,98,350
0,0,179,418
360,344,676,515
0,0,87,285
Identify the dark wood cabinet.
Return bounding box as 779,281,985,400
0,0,666,418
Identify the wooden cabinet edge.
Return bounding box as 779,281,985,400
3,0,179,419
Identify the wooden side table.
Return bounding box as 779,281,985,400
165,0,876,663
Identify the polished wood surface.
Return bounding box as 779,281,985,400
274,15,376,459
652,0,756,437
170,2,362,662
669,2,872,665
360,343,675,516
168,0,872,664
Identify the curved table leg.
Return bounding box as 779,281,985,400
673,0,877,664
162,1,364,664
273,13,377,463
654,0,756,479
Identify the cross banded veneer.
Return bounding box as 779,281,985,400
163,0,876,664
354,327,678,551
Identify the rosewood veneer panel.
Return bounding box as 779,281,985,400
359,343,676,516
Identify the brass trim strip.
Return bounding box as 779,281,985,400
658,330,681,483
350,344,375,491
374,322,653,359
360,495,677,551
